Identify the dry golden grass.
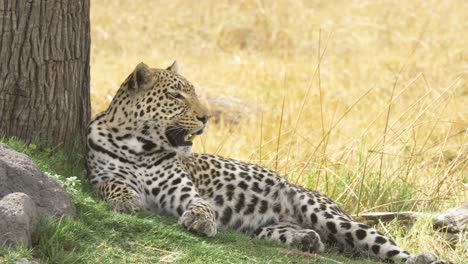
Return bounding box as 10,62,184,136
91,0,467,261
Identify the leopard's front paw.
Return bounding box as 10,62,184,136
104,186,144,213
178,202,217,237
406,252,453,264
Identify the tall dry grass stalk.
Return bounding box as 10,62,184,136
91,0,467,260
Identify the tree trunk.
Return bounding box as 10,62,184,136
0,0,90,152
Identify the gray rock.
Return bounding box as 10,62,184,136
0,143,76,218
434,203,468,232
0,193,39,248
433,203,468,242
15,258,40,264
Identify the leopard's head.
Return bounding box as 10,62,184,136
107,62,210,156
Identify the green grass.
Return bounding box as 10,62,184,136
0,138,380,264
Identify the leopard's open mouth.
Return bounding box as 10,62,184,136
165,127,204,147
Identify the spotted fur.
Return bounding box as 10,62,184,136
86,62,451,263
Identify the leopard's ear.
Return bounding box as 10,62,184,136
125,62,152,92
166,60,178,73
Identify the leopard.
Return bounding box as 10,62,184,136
86,62,451,264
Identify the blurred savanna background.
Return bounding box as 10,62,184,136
91,0,467,260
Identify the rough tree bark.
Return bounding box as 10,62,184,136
0,0,90,151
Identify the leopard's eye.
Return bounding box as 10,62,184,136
169,91,184,100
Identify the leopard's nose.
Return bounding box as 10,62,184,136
196,115,209,124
